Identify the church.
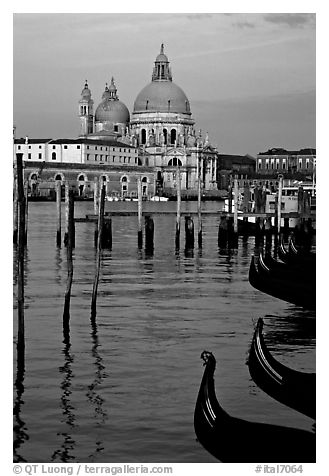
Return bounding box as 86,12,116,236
14,45,220,199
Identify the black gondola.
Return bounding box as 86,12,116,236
278,237,315,268
194,351,316,462
248,318,315,419
249,255,315,310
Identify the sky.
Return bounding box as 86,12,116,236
12,10,316,157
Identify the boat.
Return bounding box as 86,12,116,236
278,237,315,268
194,350,315,462
249,255,315,309
259,252,315,284
247,318,315,419
150,195,169,202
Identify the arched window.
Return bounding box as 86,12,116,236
168,157,182,167
121,176,128,196
163,129,168,145
55,174,62,181
170,129,176,144
31,173,38,180
52,152,56,160
141,129,146,145
142,176,148,196
78,175,85,181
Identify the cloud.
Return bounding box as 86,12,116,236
233,21,255,29
264,13,315,28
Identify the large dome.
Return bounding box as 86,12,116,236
133,81,191,114
95,99,130,124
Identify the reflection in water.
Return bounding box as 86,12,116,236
51,329,76,462
13,343,28,462
87,321,108,461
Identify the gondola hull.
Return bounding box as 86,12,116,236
249,255,316,310
248,318,315,419
194,351,315,463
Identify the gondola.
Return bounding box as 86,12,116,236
259,252,315,284
278,238,315,269
194,351,316,462
248,318,315,419
249,255,316,310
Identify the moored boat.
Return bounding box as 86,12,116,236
249,255,315,310
194,350,315,462
248,318,315,419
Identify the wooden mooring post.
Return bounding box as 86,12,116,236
185,216,194,249
233,177,239,235
175,167,181,249
218,215,228,247
197,168,202,248
63,182,75,247
63,190,74,330
277,174,283,235
24,180,28,245
16,153,25,350
91,186,105,321
137,177,143,248
56,180,62,247
144,215,154,252
13,174,18,244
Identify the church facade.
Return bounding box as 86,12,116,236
15,45,220,198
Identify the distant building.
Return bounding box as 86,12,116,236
256,148,316,176
217,154,256,189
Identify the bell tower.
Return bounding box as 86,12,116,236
79,80,94,136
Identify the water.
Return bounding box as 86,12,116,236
13,201,315,463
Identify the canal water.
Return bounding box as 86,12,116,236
13,201,315,463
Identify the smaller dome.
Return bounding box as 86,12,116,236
81,80,91,98
156,43,168,63
156,52,168,62
95,99,130,124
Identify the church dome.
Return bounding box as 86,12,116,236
133,81,191,114
133,45,191,115
95,100,130,123
95,78,130,124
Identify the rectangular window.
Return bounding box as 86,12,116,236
28,153,31,159
95,146,97,150
299,159,303,169
64,145,68,149
39,145,42,149
18,145,21,150
53,145,56,149
38,153,42,159
282,162,286,170
77,145,80,149
113,148,115,151
87,145,89,149
28,145,31,149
